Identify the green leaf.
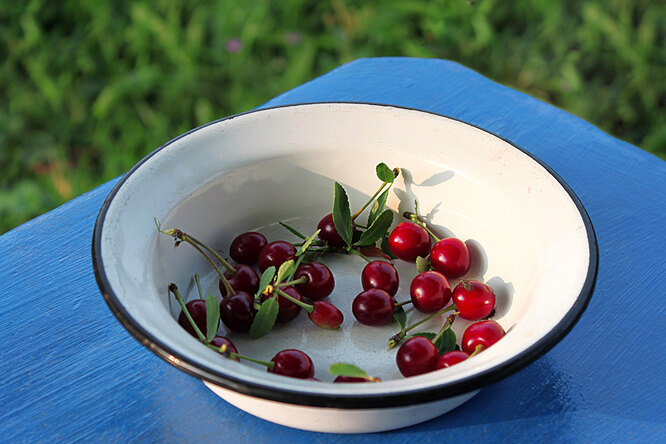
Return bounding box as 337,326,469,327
410,329,457,355
393,304,407,330
354,210,394,247
437,328,458,354
329,363,369,379
376,163,396,183
278,220,307,240
416,255,430,273
380,235,397,259
288,254,306,281
332,182,353,248
296,229,321,256
249,297,279,339
275,259,295,284
367,188,390,226
256,266,276,297
205,295,220,342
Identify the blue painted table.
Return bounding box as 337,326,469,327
2,58,664,442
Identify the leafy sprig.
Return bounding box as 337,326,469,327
332,163,400,251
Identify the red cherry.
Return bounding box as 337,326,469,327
453,279,496,320
436,351,469,369
293,262,335,300
430,238,471,279
261,286,302,324
270,349,314,379
410,270,452,313
209,336,240,362
352,289,395,326
257,241,296,272
220,291,256,333
229,232,267,265
308,300,344,329
219,264,259,297
388,222,431,262
396,336,439,377
177,299,209,338
317,213,355,246
461,320,506,355
361,260,399,296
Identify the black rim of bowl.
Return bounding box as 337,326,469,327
92,102,598,409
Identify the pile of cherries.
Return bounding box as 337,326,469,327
353,218,505,377
161,220,346,380
160,164,506,381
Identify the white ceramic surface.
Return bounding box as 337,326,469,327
94,103,596,433
204,381,480,433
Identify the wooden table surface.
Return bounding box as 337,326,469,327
2,58,664,443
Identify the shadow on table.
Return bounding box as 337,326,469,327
393,356,578,433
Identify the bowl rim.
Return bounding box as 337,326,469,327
92,101,598,409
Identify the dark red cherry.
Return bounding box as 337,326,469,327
293,262,335,300
261,286,302,324
209,336,240,362
388,222,431,262
430,238,471,279
436,351,469,369
219,264,260,297
270,349,314,379
453,279,496,320
257,240,296,272
317,213,355,246
220,291,256,333
177,299,210,338
461,320,505,355
352,289,395,326
361,260,399,296
308,300,344,329
229,231,267,265
333,376,370,383
396,336,439,377
410,270,452,313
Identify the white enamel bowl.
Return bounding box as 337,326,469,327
93,103,597,433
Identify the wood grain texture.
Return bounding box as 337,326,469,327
1,57,664,443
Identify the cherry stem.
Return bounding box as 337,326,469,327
432,312,459,344
388,304,457,349
188,240,235,296
277,276,308,287
194,273,203,299
352,175,397,221
402,212,440,242
468,344,485,358
275,287,314,314
157,224,235,296
180,231,236,273
169,283,206,342
294,240,326,247
352,182,388,221
214,344,274,369
394,300,413,308
350,248,372,263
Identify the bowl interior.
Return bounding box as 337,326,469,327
96,103,593,403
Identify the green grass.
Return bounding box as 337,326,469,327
1,0,664,234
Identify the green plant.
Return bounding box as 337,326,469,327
1,0,663,234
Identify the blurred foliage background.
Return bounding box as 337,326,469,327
1,0,664,234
